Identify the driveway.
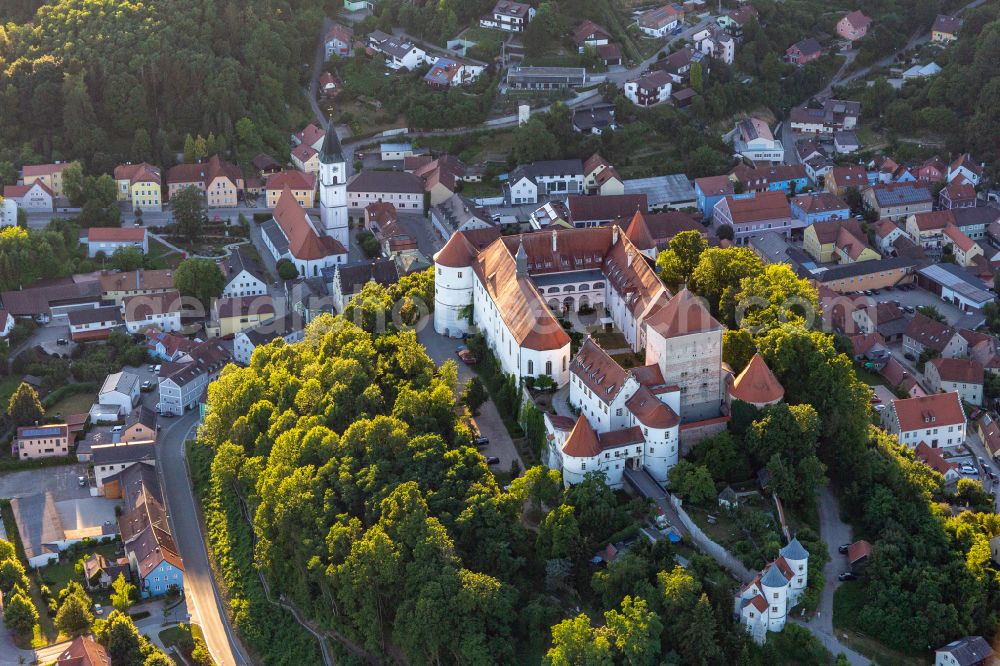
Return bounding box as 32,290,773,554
416,323,524,475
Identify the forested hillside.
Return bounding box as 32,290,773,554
0,0,324,175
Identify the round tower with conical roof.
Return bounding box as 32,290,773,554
760,564,789,632
433,233,475,338
779,537,809,602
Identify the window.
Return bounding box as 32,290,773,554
527,360,534,374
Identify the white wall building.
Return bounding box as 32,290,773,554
882,391,967,448
733,118,785,164
737,539,809,643
0,196,17,227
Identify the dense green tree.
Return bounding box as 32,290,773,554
690,247,763,320
0,557,27,593
603,596,662,666
109,246,144,271
667,460,716,505
8,381,44,426
544,613,613,666
171,186,206,242
656,230,707,289
111,573,135,613
3,586,37,635
55,586,94,635
173,258,224,311
512,117,560,165
536,504,580,560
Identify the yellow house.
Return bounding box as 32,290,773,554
166,155,244,209
596,168,625,196
824,165,868,197
23,162,71,197
115,163,162,212
265,170,316,208
207,296,275,338
834,226,879,264
291,144,321,175
943,224,984,268
803,219,868,263
931,15,961,43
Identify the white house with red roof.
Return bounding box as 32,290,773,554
324,23,354,59
882,391,966,448
947,153,983,187
86,227,148,258
737,537,809,642
3,181,54,211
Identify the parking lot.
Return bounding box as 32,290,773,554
0,464,91,501
860,284,974,327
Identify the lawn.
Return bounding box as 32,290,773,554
45,389,97,420
159,623,211,666
36,540,122,598
147,237,183,269
0,374,23,408
589,327,630,350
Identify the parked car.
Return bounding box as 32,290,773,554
474,436,489,447
111,425,123,433
961,464,977,475
154,364,161,373
141,380,153,392
904,353,916,361
93,604,104,615
56,338,69,346
456,345,478,364
903,305,916,313
838,572,857,582
78,476,87,487
485,456,500,466
838,544,850,554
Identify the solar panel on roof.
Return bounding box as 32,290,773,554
20,427,63,437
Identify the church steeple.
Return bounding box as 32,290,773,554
319,117,348,248
319,118,344,165
515,238,528,277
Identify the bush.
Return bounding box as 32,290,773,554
252,213,271,223
276,259,298,281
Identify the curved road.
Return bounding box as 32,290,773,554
157,410,250,666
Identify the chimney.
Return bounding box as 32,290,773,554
613,226,619,244
627,248,634,267
551,229,558,252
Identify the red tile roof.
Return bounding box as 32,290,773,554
273,187,346,260
567,194,647,223
928,357,984,385
562,414,602,458
911,210,954,231
625,386,679,428
646,287,720,338
914,441,959,476
842,10,871,31
695,175,734,197
943,224,977,253
87,227,146,242
571,338,628,404
123,289,182,319
729,353,784,405
23,162,70,178
57,635,110,666
291,143,318,163
265,170,316,192
847,539,871,565
721,191,791,224
114,162,161,186
167,155,242,187
891,391,965,432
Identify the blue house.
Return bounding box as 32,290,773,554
113,462,185,598
694,175,735,220
790,192,851,226
731,164,810,195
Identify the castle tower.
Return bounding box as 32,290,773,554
433,232,475,338
319,120,349,249
779,538,809,602
759,564,789,632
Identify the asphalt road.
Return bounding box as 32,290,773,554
157,410,250,666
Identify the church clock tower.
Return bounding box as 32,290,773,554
319,120,349,248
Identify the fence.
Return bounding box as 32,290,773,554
670,495,755,583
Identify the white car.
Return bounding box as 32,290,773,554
93,603,104,615
961,464,977,475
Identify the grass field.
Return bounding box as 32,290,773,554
45,390,97,420
36,540,121,599
0,375,23,408
147,237,183,269
159,623,210,666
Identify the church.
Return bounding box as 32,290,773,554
433,215,737,489
261,122,349,277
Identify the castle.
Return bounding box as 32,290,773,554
736,538,810,642
433,217,731,489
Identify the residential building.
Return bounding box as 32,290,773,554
573,20,611,51
694,176,734,219
220,247,268,299
265,170,316,208
914,441,961,485
572,105,617,134
948,153,984,187
803,219,869,263
692,24,735,64
121,405,157,444
834,131,860,154
381,143,415,161
905,210,952,248
902,313,967,359
716,5,757,40
3,182,53,212
166,155,244,207
411,154,469,206
638,4,684,37
925,357,984,406
583,155,614,193
934,636,994,666
253,154,282,177
825,165,869,195
733,118,785,164
123,290,183,334
325,259,401,313
292,123,327,152
790,192,850,227
931,15,963,43
366,30,427,69
157,341,231,415
56,635,110,666
325,23,354,58
92,371,141,421
233,314,305,365
863,183,934,220
837,10,871,41
737,539,809,643
874,219,905,253
712,191,794,244
144,330,196,362
22,162,71,196
86,227,148,258
624,70,672,107
99,269,175,305
261,187,348,278
291,143,321,175
113,163,162,212
506,66,587,90
206,296,275,339
480,0,535,32
93,442,156,494
790,99,861,134
15,425,71,460
0,278,102,322
623,210,705,259
785,38,822,65
567,194,647,228
347,170,425,211
507,159,585,204
593,167,625,196
952,207,999,241
851,301,908,342
115,463,183,597
917,156,948,183
424,58,484,88
940,180,977,210
730,164,809,195
68,306,124,342
883,391,966,448
942,225,983,268
82,553,130,592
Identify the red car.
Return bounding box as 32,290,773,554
456,345,478,364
